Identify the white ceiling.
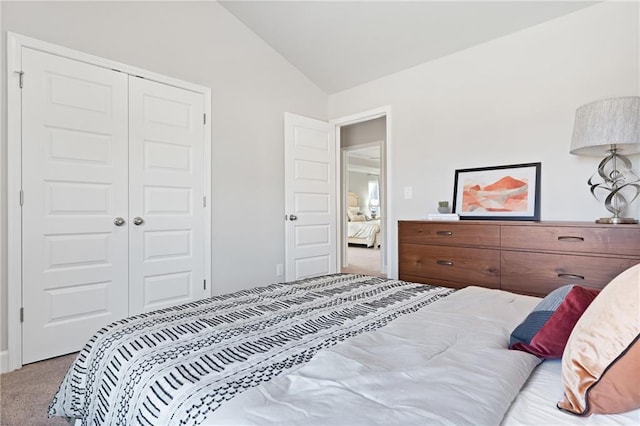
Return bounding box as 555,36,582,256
347,146,381,175
349,146,381,161
219,1,597,94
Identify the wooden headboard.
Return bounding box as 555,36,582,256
347,192,359,208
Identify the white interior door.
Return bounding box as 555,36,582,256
21,48,129,363
128,77,206,314
284,113,336,281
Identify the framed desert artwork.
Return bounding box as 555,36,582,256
452,162,541,221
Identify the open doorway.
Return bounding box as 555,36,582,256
339,117,386,277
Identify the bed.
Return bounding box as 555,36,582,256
49,269,640,425
347,192,381,248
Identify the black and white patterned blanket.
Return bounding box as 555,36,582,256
49,274,453,425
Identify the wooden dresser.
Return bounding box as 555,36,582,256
398,220,640,297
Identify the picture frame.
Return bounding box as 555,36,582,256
452,162,541,221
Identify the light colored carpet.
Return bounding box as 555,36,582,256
0,353,77,425
342,245,385,277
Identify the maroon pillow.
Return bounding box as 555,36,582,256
510,285,600,358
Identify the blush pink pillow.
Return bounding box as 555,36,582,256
558,263,640,415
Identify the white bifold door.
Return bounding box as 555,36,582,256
21,48,206,364
128,77,205,316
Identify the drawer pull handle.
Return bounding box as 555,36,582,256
558,273,585,280
436,231,453,236
558,236,585,242
436,260,454,266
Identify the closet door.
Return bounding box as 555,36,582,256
128,77,206,314
21,48,129,363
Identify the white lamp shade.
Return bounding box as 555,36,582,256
570,96,640,157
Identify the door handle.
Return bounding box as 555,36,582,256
289,214,298,221
133,217,144,226
114,217,126,227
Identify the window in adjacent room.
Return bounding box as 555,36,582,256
368,179,380,218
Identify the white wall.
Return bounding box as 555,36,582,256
341,116,386,148
0,1,327,355
347,171,371,211
328,2,640,278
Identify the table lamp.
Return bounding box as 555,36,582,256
369,199,379,218
570,96,640,224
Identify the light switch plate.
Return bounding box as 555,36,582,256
404,186,413,199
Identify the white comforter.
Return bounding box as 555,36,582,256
348,219,380,246
210,287,542,425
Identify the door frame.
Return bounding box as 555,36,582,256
330,106,392,277
5,32,212,372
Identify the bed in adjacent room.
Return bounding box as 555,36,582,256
49,266,640,426
347,192,381,248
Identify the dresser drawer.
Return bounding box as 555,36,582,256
501,225,640,257
398,243,500,288
501,251,640,296
398,221,500,247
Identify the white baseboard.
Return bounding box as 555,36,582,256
0,350,9,373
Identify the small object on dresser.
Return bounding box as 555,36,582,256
437,201,451,214
427,213,460,221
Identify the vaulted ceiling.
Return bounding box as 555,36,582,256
220,1,597,94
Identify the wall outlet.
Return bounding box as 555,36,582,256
276,263,284,277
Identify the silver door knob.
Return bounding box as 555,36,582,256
289,214,298,221
114,217,126,226
133,217,144,226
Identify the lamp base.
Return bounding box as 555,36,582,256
595,217,639,224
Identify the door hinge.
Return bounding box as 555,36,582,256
203,196,207,207
203,279,207,290
20,307,24,323
203,113,207,125
19,189,24,206
16,71,24,88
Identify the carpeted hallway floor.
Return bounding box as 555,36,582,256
341,245,385,277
